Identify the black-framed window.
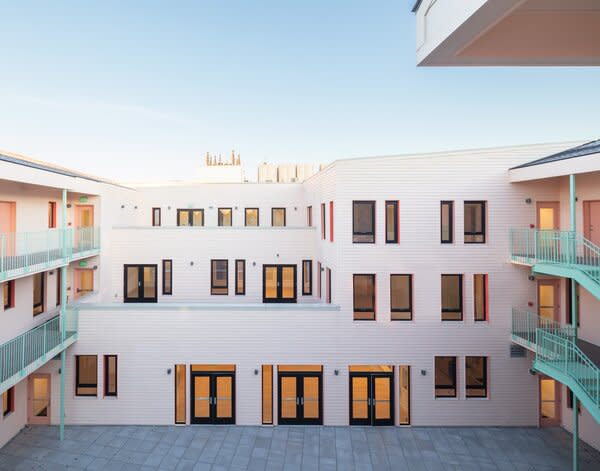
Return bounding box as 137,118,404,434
321,203,326,239
464,201,486,243
435,356,456,398
474,274,487,321
76,355,98,396
353,201,375,243
566,283,580,327
56,269,61,307
48,201,57,228
465,356,487,398
272,208,286,227
235,259,245,295
302,260,312,295
385,201,399,244
317,262,322,298
177,209,204,226
391,274,412,320
326,268,332,304
152,207,161,226
124,265,158,303
567,389,582,413
104,355,118,397
162,260,173,295
33,272,45,316
440,201,454,243
3,280,15,310
211,259,228,295
353,274,375,320
245,208,259,227
218,208,232,226
307,206,312,227
2,387,14,417
441,274,463,321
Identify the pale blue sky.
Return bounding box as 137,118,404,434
1,1,599,181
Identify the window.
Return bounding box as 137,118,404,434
399,365,410,425
353,274,375,320
211,260,228,295
307,206,312,227
3,280,15,310
272,208,286,227
104,355,118,397
48,202,57,228
329,201,334,242
2,387,14,417
566,283,580,327
33,272,45,316
235,260,245,295
162,260,173,295
465,356,487,398
390,275,412,320
353,201,375,243
464,201,486,243
56,270,61,307
440,201,454,243
76,355,98,396
152,207,161,226
177,209,204,226
317,262,322,298
321,203,326,239
326,268,332,303
218,208,232,226
124,265,157,303
441,274,463,321
567,390,581,412
262,365,273,425
245,208,259,227
302,260,312,295
435,356,456,398
385,201,399,243
175,364,186,424
474,274,488,321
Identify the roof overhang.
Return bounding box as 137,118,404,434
509,152,600,182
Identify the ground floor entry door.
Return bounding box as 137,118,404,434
278,371,322,425
540,377,561,427
190,371,235,424
28,374,51,425
349,371,394,426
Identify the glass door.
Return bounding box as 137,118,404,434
124,265,157,302
28,374,51,425
278,372,322,425
349,371,394,426
190,372,235,424
262,265,297,303
540,377,561,427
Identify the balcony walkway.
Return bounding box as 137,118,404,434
3,425,600,471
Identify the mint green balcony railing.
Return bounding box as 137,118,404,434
0,309,78,395
511,308,575,350
0,227,100,281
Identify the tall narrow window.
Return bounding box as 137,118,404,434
175,364,186,424
441,274,463,321
390,274,412,320
33,272,45,316
353,274,375,320
399,365,410,425
48,202,57,228
218,208,232,226
307,206,312,227
76,355,98,396
385,201,399,244
272,208,286,227
353,201,375,243
56,269,61,307
321,203,326,239
3,280,15,310
435,356,456,398
317,262,322,299
465,356,487,398
329,201,334,242
235,260,245,295
245,208,259,227
440,201,454,243
262,365,273,425
162,260,173,295
464,201,486,243
177,209,204,226
211,260,228,295
2,387,14,417
326,268,332,303
104,355,118,397
473,274,488,321
152,207,161,226
302,260,312,295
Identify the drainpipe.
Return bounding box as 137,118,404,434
60,189,67,441
570,174,578,471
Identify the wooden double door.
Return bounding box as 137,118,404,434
263,265,297,303
349,372,394,426
190,371,235,424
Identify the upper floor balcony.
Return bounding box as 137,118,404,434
0,227,100,282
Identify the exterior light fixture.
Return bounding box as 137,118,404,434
525,198,532,204
334,369,339,376
420,369,427,376
252,261,256,266
254,369,259,375
528,275,535,281
190,261,194,266
121,205,125,209
134,206,138,209
93,265,98,270
167,368,172,375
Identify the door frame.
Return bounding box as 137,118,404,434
28,373,51,425
190,371,236,425
123,264,158,303
539,376,561,427
537,279,560,322
349,372,395,426
277,371,323,425
583,200,600,243
536,201,560,230
262,264,297,303
75,204,94,228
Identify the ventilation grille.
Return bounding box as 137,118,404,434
510,344,526,358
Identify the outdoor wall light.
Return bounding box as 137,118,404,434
167,368,172,375
235,206,238,210
276,253,280,258
420,369,427,376
528,275,535,281
529,368,536,376
294,207,297,211
49,271,54,275
93,265,98,270
190,261,194,266
254,369,259,375
525,198,532,204
209,206,214,209
252,261,256,266
67,203,72,208
334,369,339,376
168,206,171,210
134,206,138,209
121,205,125,209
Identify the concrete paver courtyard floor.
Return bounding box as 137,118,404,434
1,425,600,471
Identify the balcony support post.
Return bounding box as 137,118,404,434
59,189,67,441
569,174,579,471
